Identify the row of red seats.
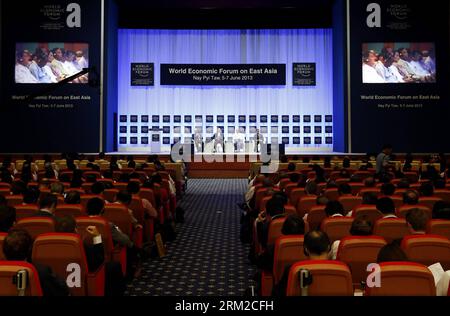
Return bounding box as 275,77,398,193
261,233,450,296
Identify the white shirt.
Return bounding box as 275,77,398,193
382,214,398,219
75,56,88,71
43,65,58,83
384,66,400,83
409,60,429,76
330,240,340,260
15,64,38,83
63,61,80,75
362,64,385,83
389,65,405,83
375,61,386,79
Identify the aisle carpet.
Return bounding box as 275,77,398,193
125,179,257,296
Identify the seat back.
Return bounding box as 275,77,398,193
0,189,10,197
284,205,297,215
31,233,89,296
76,217,114,258
6,195,23,207
80,195,103,211
273,236,306,284
338,196,363,213
373,218,409,243
418,197,443,210
103,189,119,203
336,236,387,285
350,183,365,195
255,188,272,211
14,205,39,220
389,196,404,209
139,188,156,207
15,217,55,240
401,235,450,270
0,261,43,296
286,260,353,296
113,182,128,192
55,204,84,218
397,205,432,218
365,262,436,296
0,233,6,260
267,217,287,247
103,204,132,237
306,206,326,231
321,218,353,243
353,205,383,223
289,188,305,207
260,196,272,211
434,190,450,203
296,196,317,218
129,196,145,224
324,188,339,201
427,220,450,239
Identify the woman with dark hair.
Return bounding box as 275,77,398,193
330,216,373,259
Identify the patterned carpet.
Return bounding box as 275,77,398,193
125,179,257,296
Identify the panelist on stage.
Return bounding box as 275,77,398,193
211,127,224,153
233,127,245,152
194,128,203,153
253,128,264,153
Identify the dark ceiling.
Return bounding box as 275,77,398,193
116,0,334,29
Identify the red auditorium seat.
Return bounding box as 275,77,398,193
284,183,298,198
389,196,404,209
0,182,11,189
352,205,383,223
0,233,6,260
296,196,317,218
0,261,43,296
5,195,23,207
273,236,307,285
353,171,372,180
358,188,380,197
55,204,84,218
83,171,102,180
81,182,94,194
267,217,287,247
284,205,297,216
286,260,353,296
403,172,419,184
113,182,129,192
338,196,363,213
397,205,432,218
0,189,10,197
427,220,450,239
130,195,152,243
14,205,39,220
289,188,305,207
335,178,349,186
139,188,157,208
336,236,387,286
350,183,365,195
103,188,119,203
434,190,450,203
401,235,450,270
365,262,436,296
97,178,114,187
418,197,443,210
260,235,306,296
76,216,127,276
373,218,409,243
80,194,103,211
321,217,353,243
255,188,273,211
104,204,143,248
324,188,339,201
32,233,105,296
279,179,291,191
15,217,55,240
260,196,271,212
306,206,326,231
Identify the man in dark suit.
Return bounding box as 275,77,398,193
35,193,58,218
2,229,69,296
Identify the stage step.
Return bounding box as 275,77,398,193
188,161,250,178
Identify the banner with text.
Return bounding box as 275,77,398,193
160,64,286,85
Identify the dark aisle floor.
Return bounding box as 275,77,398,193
125,179,257,296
